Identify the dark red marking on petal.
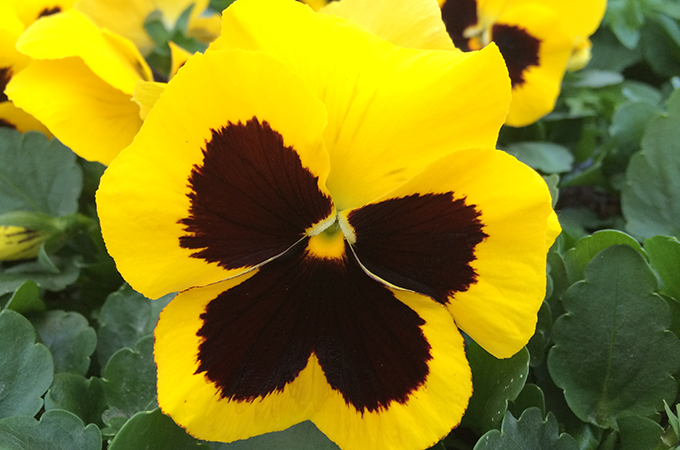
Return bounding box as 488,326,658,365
196,240,431,413
0,119,16,130
347,193,487,304
179,117,333,270
440,0,479,51
1,67,12,103
491,24,540,87
38,6,62,18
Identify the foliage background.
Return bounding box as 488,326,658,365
1,0,680,449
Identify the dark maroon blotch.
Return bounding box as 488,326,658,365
179,117,333,270
348,193,487,304
196,241,431,414
440,0,479,51
0,67,12,103
492,24,541,87
38,6,62,18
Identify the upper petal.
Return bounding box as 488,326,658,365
357,147,558,358
96,50,331,299
15,9,152,94
320,0,456,51
213,0,511,210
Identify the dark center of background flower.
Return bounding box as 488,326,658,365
440,0,479,51
38,6,62,18
491,24,541,87
0,67,13,103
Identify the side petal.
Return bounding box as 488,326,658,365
96,50,331,299
15,9,151,94
6,58,142,165
320,0,456,50
215,0,511,210
156,243,471,450
356,147,558,358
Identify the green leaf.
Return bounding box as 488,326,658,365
0,409,101,450
0,309,52,419
616,415,664,450
0,255,81,295
473,408,579,450
45,373,107,426
101,335,158,428
108,408,208,450
502,142,574,174
461,341,529,435
0,129,82,217
548,245,680,428
645,235,680,300
96,283,173,367
622,89,680,239
5,280,45,314
30,310,97,375
207,421,341,450
509,383,546,418
144,10,171,47
526,301,552,368
563,229,646,284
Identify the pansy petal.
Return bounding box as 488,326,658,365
0,101,51,135
97,50,331,299
354,147,557,358
15,9,151,94
542,0,606,38
8,0,76,26
0,5,30,83
215,0,510,210
132,80,165,120
6,58,142,164
320,0,455,50
168,41,192,78
493,4,572,127
156,242,471,450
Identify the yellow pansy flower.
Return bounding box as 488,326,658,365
439,0,606,126
97,0,559,449
6,9,154,165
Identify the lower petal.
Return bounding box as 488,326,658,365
155,243,471,450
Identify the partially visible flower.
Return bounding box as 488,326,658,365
6,9,154,165
0,2,61,134
98,1,559,449
438,0,606,126
0,225,45,261
75,0,221,56
0,211,78,261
